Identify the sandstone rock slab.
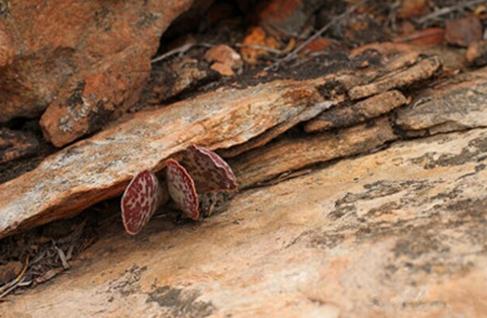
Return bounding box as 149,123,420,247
232,117,397,188
395,66,487,136
304,90,407,133
2,127,486,317
0,77,335,239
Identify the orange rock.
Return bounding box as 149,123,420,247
240,26,280,64
40,45,151,147
466,40,487,66
0,0,193,136
301,37,335,55
445,15,483,47
394,28,445,47
0,21,14,67
204,44,242,76
397,0,429,19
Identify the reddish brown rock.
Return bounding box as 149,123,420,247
257,0,323,36
301,37,336,55
0,261,22,285
0,76,338,239
466,40,487,67
0,0,193,140
0,128,39,164
394,27,445,47
204,44,242,76
397,0,429,19
445,15,483,47
0,21,14,67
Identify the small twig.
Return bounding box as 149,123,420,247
267,0,367,71
416,0,486,25
151,43,213,63
235,43,284,55
53,243,70,270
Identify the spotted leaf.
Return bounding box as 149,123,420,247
121,170,163,235
166,159,200,220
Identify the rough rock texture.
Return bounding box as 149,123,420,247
348,56,440,100
395,66,487,136
0,0,193,146
233,117,397,188
0,77,337,239
2,127,486,317
304,90,408,133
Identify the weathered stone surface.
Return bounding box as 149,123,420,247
2,127,486,317
349,56,440,100
304,90,408,133
0,77,337,239
0,0,193,143
232,118,397,188
395,66,487,136
0,128,39,164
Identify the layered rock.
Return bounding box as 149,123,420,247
2,126,486,317
0,77,339,238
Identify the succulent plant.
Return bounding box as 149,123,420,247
166,158,200,220
121,170,168,235
120,145,238,235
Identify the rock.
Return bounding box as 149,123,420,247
1,126,486,317
219,95,340,158
393,27,445,47
0,128,39,164
466,40,487,67
397,0,429,19
0,261,22,285
395,66,487,136
240,26,280,64
0,22,14,67
348,56,441,100
445,15,483,47
133,57,212,110
0,77,339,239
300,37,336,55
204,45,242,76
257,0,323,37
304,90,408,133
0,0,193,134
232,117,397,188
40,45,151,147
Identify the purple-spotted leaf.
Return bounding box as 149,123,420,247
166,159,200,220
183,145,238,193
121,170,165,235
